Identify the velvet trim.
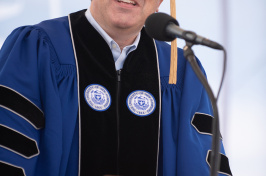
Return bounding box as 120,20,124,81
191,112,222,138
0,124,39,159
70,10,160,176
0,161,25,176
0,85,44,129
206,150,232,176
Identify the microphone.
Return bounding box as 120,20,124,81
145,12,223,50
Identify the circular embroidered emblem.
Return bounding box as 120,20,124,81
127,90,156,117
84,84,111,111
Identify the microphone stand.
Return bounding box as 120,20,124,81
183,41,221,176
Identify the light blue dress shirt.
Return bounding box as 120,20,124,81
85,9,141,70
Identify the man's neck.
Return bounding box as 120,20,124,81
109,30,139,50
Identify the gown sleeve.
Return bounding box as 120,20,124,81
158,41,232,176
176,58,231,176
0,26,60,176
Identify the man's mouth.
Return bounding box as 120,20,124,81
117,0,137,6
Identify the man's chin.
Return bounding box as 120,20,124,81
112,18,142,29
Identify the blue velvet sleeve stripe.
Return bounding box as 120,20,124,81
0,160,25,176
0,85,44,129
0,124,39,159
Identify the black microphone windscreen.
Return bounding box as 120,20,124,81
145,12,179,42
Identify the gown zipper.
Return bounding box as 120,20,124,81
116,69,122,175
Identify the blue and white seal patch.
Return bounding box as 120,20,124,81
127,90,156,117
84,84,111,111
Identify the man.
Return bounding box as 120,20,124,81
0,0,231,176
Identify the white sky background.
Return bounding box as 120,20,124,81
1,0,266,175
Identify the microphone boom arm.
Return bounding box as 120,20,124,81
166,23,223,50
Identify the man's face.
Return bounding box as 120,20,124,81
90,0,163,34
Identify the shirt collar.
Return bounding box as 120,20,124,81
85,8,141,51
